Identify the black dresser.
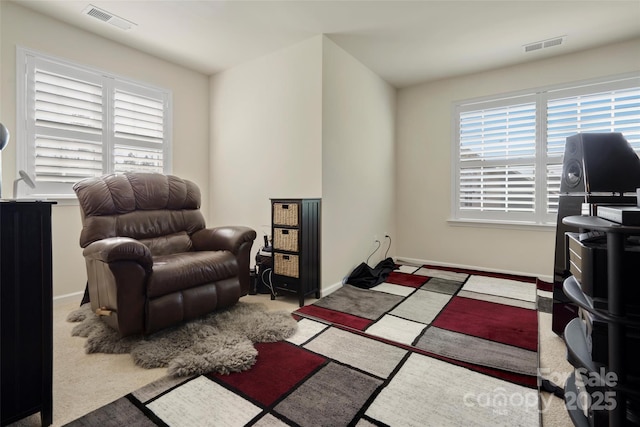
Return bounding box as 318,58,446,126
0,201,54,426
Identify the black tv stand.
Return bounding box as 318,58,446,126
562,215,640,427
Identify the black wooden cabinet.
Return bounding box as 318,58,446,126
271,198,320,307
0,201,54,426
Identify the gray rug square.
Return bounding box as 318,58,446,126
389,289,452,324
415,327,538,376
421,277,464,295
274,362,383,426
311,284,404,320
63,396,155,427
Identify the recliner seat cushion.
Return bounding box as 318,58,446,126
147,251,238,298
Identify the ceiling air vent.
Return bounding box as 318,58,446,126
524,42,543,53
82,5,137,31
523,36,566,53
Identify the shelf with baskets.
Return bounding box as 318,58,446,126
271,198,321,307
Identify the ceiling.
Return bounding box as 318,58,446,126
12,0,640,88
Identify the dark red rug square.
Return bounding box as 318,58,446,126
208,341,327,407
431,296,538,351
385,271,428,287
295,305,373,330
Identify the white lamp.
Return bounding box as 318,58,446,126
13,170,36,198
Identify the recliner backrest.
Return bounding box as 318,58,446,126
74,173,206,255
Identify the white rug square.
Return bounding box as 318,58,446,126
413,267,468,282
390,289,452,324
147,376,261,427
365,314,426,345
253,413,289,426
538,289,553,299
462,275,537,303
372,282,416,297
303,327,407,379
286,318,328,346
457,290,536,310
396,265,420,274
365,353,539,427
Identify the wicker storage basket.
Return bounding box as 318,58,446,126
273,228,299,252
274,253,299,278
273,202,298,226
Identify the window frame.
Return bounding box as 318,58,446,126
16,47,173,200
451,73,640,227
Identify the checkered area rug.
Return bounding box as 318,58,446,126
64,264,542,426
296,264,540,387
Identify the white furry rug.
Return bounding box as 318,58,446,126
67,302,298,377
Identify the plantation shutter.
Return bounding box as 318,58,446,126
33,64,104,188
545,85,640,214
113,85,166,174
18,49,172,198
457,98,537,220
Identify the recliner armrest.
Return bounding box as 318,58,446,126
191,226,256,254
83,237,153,271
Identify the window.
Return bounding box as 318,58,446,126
17,48,172,199
453,75,640,226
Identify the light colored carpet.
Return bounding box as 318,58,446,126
8,291,572,426
7,294,303,427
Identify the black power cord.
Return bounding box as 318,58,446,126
366,240,381,265
540,379,565,399
384,234,391,259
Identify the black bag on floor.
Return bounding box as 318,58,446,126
347,257,396,289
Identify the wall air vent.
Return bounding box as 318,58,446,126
524,36,566,53
82,5,137,31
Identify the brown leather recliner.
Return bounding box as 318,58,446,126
73,172,256,337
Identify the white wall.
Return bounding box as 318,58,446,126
209,36,396,292
5,1,634,295
321,37,396,288
396,38,640,280
0,2,210,297
209,35,323,258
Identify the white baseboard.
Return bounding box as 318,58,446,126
320,281,343,297
53,291,84,306
394,256,553,283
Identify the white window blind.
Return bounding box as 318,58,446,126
33,68,104,184
453,75,640,226
17,48,171,198
456,97,538,222
545,85,640,215
113,86,165,173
